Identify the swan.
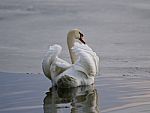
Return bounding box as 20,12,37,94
42,29,99,88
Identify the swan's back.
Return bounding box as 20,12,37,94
55,42,99,88
72,42,99,76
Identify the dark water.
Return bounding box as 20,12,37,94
0,72,100,113
0,72,150,113
44,86,99,113
0,72,48,113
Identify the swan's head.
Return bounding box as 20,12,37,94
67,29,86,44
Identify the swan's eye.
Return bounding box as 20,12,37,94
79,32,84,38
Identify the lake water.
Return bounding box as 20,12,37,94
0,0,150,73
0,0,150,113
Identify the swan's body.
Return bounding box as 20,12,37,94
42,29,99,88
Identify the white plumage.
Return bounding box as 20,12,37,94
42,29,99,88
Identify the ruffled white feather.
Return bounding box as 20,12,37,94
42,42,99,87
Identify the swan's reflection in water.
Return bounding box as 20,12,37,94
43,85,100,113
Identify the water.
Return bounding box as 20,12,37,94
0,0,150,113
44,86,100,113
0,0,150,73
0,72,100,113
1,72,150,113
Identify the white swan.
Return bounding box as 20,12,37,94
42,29,99,88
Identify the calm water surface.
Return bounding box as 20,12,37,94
0,0,150,113
0,72,100,113
1,72,150,113
0,0,150,73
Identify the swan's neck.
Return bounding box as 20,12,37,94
67,35,77,64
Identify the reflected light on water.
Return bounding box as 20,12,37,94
43,85,100,113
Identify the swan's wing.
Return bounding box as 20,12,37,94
51,57,71,78
72,42,99,76
42,44,71,80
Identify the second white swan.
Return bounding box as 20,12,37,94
42,29,99,88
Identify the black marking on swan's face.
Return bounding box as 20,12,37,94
79,32,84,38
79,32,86,44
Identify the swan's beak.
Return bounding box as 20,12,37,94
79,37,86,44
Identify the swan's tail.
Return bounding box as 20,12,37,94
57,75,78,88
42,44,62,80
